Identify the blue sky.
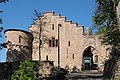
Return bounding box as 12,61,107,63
0,0,95,62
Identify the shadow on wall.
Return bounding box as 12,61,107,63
103,47,120,79
0,61,20,80
6,48,31,62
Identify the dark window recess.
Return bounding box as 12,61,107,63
49,37,57,47
68,41,70,46
58,24,62,27
49,40,51,47
73,54,74,59
52,24,54,30
26,46,29,49
46,55,48,60
52,37,55,47
40,40,42,45
19,36,21,43
55,39,58,47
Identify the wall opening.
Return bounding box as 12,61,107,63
19,36,21,43
46,55,48,60
52,24,54,30
73,54,74,59
68,41,70,47
82,46,98,71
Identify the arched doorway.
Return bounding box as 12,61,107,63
82,46,98,70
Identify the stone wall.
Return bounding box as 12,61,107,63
29,11,110,71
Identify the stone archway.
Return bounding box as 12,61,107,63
82,46,98,70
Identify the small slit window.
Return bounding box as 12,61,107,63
19,36,21,43
49,40,51,47
52,37,55,47
68,41,70,46
73,54,74,59
52,24,54,30
46,55,48,60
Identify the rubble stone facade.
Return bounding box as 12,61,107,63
29,12,111,71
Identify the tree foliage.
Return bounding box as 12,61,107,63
0,0,8,50
0,0,8,24
93,0,120,47
0,0,8,3
10,60,38,80
0,0,7,36
31,10,50,60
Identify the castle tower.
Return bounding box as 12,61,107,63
4,29,33,62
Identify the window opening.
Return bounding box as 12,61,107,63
19,36,21,43
52,37,55,47
73,54,74,59
68,41,70,46
52,24,54,30
49,40,51,47
46,55,48,60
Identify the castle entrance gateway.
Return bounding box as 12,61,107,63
82,46,95,70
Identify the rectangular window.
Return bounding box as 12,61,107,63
46,55,48,60
52,37,55,47
19,36,21,43
49,40,51,47
52,24,54,30
73,54,74,59
68,41,70,46
49,37,57,47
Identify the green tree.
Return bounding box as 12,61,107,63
93,0,120,79
11,60,38,80
92,0,120,47
0,0,8,30
30,10,50,61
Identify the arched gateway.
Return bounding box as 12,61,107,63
82,46,98,70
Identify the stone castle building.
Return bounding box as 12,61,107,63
5,11,111,71
28,12,111,70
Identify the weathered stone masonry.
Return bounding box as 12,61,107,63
4,29,33,62
28,11,111,71
4,11,111,71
